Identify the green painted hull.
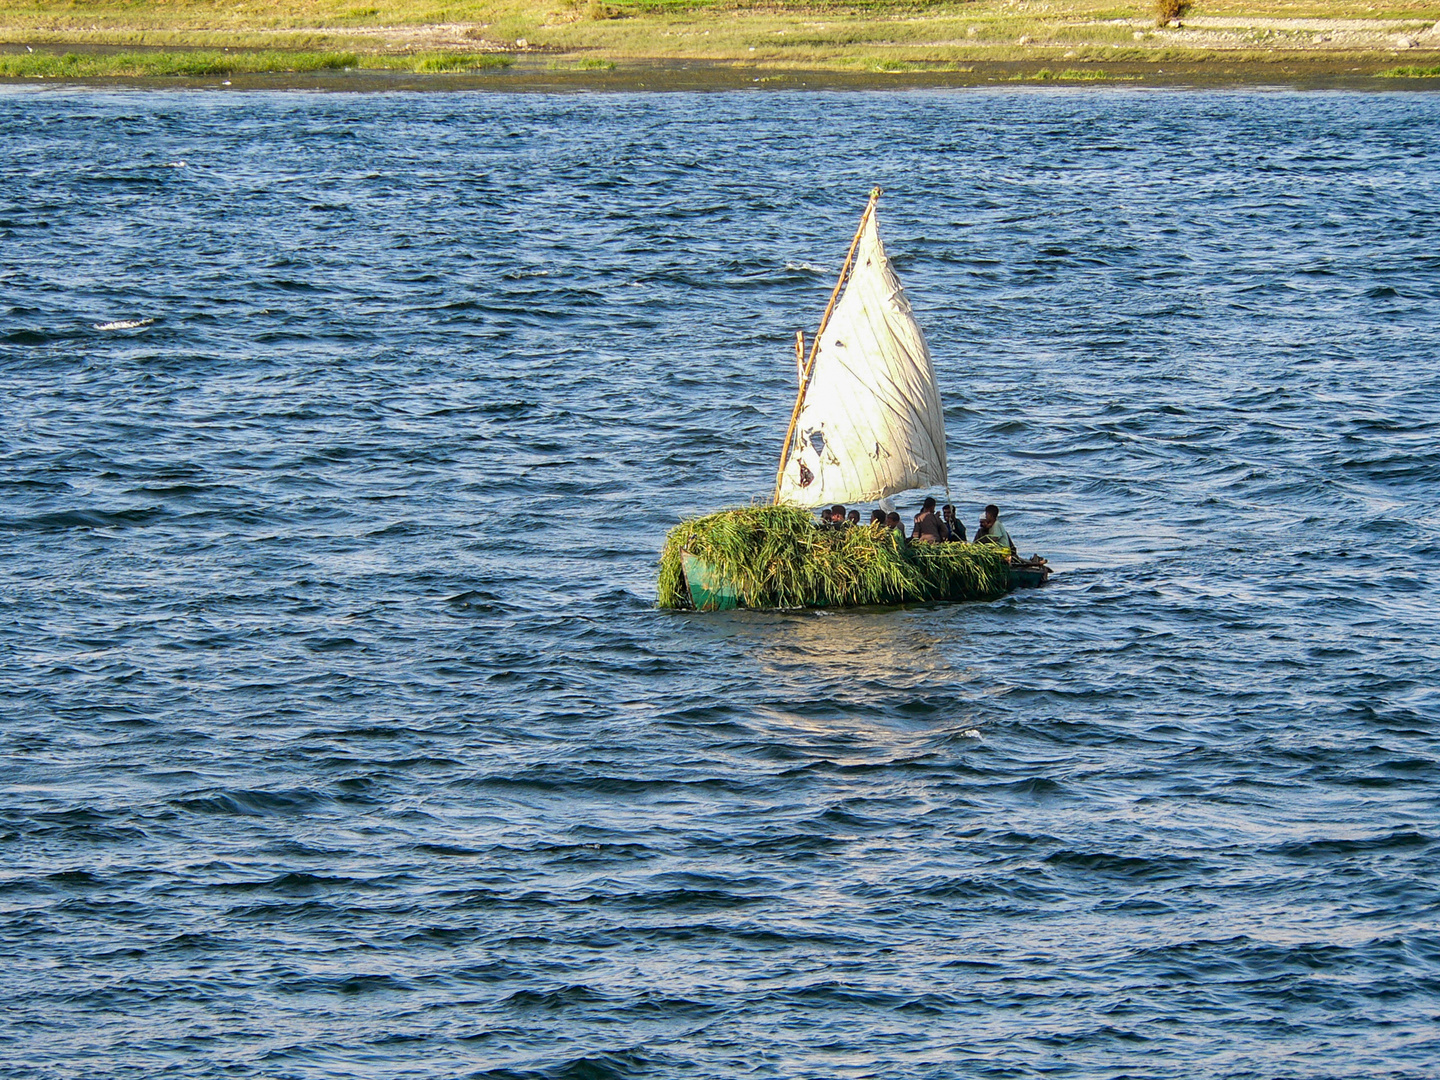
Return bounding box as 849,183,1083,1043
680,550,1048,610
681,552,740,611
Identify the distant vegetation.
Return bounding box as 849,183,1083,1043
1377,62,1440,73
1154,0,1192,26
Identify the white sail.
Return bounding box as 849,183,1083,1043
776,209,948,509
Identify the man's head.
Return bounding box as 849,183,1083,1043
819,507,833,523
870,509,885,525
847,510,860,525
982,504,999,526
831,505,845,521
942,503,955,520
922,496,936,512
885,512,901,528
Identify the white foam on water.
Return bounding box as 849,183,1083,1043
93,318,155,331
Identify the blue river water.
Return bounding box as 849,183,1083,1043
2,87,1438,1078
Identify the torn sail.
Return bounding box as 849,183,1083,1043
775,208,948,509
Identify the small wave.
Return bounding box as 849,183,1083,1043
1268,830,1431,858
3,328,62,345
471,1050,652,1080
277,972,413,995
171,788,326,817
0,506,165,532
502,985,608,1010
93,318,154,331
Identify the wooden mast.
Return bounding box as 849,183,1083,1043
772,187,881,505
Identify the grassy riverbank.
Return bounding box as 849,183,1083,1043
3,1,1439,84
0,49,511,78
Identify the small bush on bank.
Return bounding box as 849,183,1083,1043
1155,0,1191,27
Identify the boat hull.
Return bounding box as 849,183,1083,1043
681,552,740,611
1006,565,1051,590
677,545,1046,611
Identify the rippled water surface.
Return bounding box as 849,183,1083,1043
3,88,1439,1078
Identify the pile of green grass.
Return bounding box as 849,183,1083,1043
657,505,1010,610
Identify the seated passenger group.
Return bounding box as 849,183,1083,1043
819,499,1016,555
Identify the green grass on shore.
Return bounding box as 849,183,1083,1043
0,49,512,78
1008,67,1133,81
1378,62,1440,74
405,51,513,72
0,50,352,78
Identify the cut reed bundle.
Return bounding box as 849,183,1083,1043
657,505,1010,610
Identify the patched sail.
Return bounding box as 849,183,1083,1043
776,207,948,508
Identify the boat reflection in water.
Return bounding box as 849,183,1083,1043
688,603,1004,752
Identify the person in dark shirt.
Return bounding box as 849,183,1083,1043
941,504,965,542
911,496,944,543
869,509,886,526
846,509,861,527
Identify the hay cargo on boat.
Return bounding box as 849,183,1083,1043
657,506,1011,610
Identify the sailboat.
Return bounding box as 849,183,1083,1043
658,189,1049,611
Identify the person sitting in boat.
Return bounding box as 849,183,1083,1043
941,504,966,543
975,504,1017,557
819,504,848,530
847,509,861,527
884,511,906,541
869,509,886,527
911,497,944,544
